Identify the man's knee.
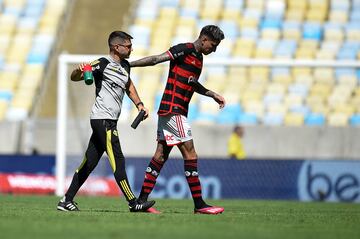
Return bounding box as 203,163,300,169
153,154,167,163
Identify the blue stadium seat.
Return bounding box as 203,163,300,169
335,68,356,80
274,40,297,57
224,0,244,10
218,20,238,39
188,104,199,123
288,84,309,97
260,19,282,29
271,67,290,77
0,90,13,101
237,113,258,125
196,112,216,123
262,113,284,126
216,103,242,124
350,114,360,126
305,113,325,126
288,105,310,115
303,22,322,40
180,8,198,18
241,28,259,39
159,0,179,7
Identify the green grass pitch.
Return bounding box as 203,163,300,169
0,194,359,239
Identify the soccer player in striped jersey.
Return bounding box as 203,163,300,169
130,25,226,214
57,31,155,212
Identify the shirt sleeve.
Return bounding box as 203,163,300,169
167,43,192,60
91,57,108,79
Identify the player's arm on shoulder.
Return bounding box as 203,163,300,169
125,78,149,118
191,81,226,109
130,51,171,67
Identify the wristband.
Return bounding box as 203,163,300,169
136,101,144,108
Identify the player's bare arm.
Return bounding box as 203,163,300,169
206,90,226,109
191,81,226,108
70,63,88,81
126,78,149,119
130,52,171,67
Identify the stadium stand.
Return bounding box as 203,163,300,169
0,0,68,121
127,0,360,126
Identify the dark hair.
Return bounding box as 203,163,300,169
108,31,133,47
199,25,225,42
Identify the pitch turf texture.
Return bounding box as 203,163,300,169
0,195,359,239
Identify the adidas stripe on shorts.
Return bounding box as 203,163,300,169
157,114,192,146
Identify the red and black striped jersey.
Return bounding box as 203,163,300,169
158,43,203,117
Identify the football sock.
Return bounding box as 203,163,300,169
139,157,165,202
184,159,208,209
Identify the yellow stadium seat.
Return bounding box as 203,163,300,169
327,113,349,126
347,29,360,42
295,48,315,59
332,104,355,116
306,8,327,22
241,91,263,103
200,8,221,20
0,15,17,35
261,29,281,40
313,68,334,85
267,103,287,115
284,112,305,126
0,100,8,120
221,9,241,21
294,74,314,87
254,48,273,58
0,72,19,91
310,83,332,97
284,94,303,107
250,67,269,81
159,7,179,19
285,9,305,21
300,40,319,49
316,50,336,60
288,0,307,10
354,87,360,96
272,74,293,85
267,83,286,95
240,18,259,29
292,67,312,78
243,100,265,118
310,103,330,115
246,0,265,9
338,75,357,87
306,94,325,106
328,11,348,24
324,28,344,41
283,28,301,41
223,92,241,104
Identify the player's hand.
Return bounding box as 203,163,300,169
137,105,149,120
78,62,89,72
213,93,226,109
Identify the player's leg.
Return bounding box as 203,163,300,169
178,140,224,214
57,120,105,211
104,120,155,212
138,140,173,202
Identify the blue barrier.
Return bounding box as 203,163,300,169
1,155,360,202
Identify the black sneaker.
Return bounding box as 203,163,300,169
57,197,79,211
129,199,155,212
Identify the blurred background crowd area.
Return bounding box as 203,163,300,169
0,0,360,157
